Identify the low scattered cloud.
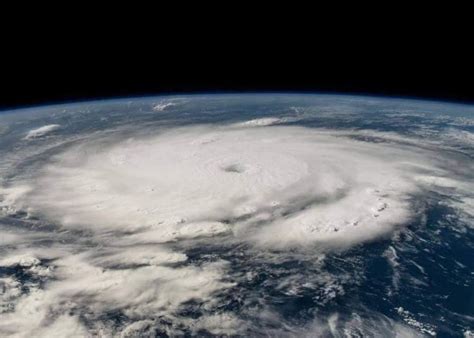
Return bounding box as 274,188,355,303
23,124,60,140
152,102,176,112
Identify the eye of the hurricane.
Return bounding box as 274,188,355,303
221,163,246,173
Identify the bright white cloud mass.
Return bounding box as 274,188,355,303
23,124,60,140
0,97,473,337
6,126,432,243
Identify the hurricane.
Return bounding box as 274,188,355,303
0,94,473,337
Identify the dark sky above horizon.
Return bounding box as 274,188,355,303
2,36,473,110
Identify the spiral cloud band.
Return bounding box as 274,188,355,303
9,125,434,247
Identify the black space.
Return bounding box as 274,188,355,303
1,27,473,110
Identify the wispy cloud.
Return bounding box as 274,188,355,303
23,124,60,140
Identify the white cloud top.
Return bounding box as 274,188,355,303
23,124,60,140
152,102,175,112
